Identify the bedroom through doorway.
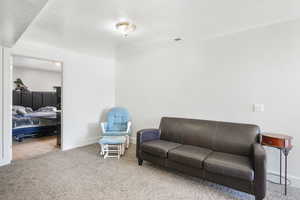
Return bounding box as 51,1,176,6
11,55,63,161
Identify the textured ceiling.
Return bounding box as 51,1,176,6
10,0,300,56
0,0,48,47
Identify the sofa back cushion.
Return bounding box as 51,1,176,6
159,117,184,144
159,117,217,149
159,117,260,156
213,122,260,156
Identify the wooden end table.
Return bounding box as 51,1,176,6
261,133,293,195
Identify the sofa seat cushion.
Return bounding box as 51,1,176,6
204,152,254,181
141,140,182,158
168,145,213,169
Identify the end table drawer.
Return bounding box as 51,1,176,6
262,135,285,148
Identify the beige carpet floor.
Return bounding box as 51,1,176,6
0,144,299,200
13,136,59,160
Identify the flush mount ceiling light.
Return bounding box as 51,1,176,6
53,61,61,67
115,21,136,37
174,37,182,42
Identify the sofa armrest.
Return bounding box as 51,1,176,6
253,143,266,200
136,129,160,158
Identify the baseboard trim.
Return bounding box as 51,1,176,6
130,136,137,144
62,136,100,151
268,170,300,188
0,159,11,167
63,136,136,151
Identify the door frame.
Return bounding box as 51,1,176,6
0,47,12,166
9,54,64,160
0,47,3,163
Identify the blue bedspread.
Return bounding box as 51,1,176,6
12,111,58,142
12,105,58,141
12,111,57,129
12,115,40,128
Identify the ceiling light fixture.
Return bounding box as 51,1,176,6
115,21,136,38
53,61,61,67
174,37,182,42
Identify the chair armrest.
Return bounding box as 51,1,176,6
126,121,132,133
136,129,160,158
101,122,107,134
253,143,266,199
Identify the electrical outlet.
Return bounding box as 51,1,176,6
253,104,264,112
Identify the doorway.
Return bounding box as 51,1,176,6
11,55,63,160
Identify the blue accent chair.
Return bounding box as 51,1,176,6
100,107,132,148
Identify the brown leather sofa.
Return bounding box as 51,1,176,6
136,117,266,200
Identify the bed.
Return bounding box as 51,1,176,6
12,90,60,142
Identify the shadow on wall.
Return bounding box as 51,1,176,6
87,123,101,139
99,108,109,124
87,108,111,139
72,108,111,146
88,108,110,138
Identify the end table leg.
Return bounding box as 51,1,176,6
280,149,282,185
285,153,287,195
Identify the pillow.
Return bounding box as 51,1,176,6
12,105,25,111
25,107,33,113
12,106,27,115
37,106,57,112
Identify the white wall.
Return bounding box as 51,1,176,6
11,41,115,151
116,19,300,187
13,67,61,91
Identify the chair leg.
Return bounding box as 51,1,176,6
98,147,102,156
118,145,121,160
100,145,103,155
120,144,123,155
121,144,125,155
104,148,108,159
138,159,143,166
103,144,107,158
100,145,105,155
126,135,130,148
